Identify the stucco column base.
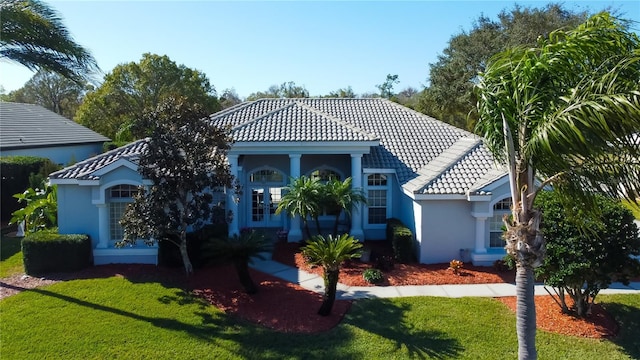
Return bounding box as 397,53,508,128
349,228,364,241
288,229,303,242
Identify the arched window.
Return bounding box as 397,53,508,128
489,198,512,247
108,184,138,241
249,169,284,183
310,168,341,182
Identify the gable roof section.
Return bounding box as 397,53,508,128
0,102,110,150
50,139,147,182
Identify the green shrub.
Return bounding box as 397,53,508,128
22,231,91,275
362,268,384,284
386,218,414,263
0,156,58,220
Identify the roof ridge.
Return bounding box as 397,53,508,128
209,100,259,120
231,102,297,131
294,101,379,141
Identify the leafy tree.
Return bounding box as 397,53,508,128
3,70,88,119
322,177,367,237
246,81,309,101
75,53,220,142
392,86,421,110
9,182,57,233
423,3,587,131
205,228,272,294
301,233,362,316
119,97,234,275
535,190,640,317
376,74,399,99
276,176,323,239
475,13,640,359
219,88,243,109
325,86,356,98
0,0,98,82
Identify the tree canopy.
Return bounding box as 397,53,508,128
75,53,220,142
422,3,588,130
246,81,309,100
0,0,98,82
2,70,89,119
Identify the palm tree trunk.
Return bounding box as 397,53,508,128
516,264,537,360
318,268,339,316
234,259,257,294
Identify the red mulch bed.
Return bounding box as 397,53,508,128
0,240,627,338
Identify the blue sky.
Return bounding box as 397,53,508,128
1,0,638,98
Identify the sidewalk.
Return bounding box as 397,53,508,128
250,258,640,300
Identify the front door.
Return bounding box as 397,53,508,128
249,186,283,227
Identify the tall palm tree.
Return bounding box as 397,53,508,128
1,0,98,82
275,176,323,239
323,177,367,237
301,233,362,316
476,13,640,360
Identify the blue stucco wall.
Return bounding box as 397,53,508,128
2,143,104,166
57,184,100,246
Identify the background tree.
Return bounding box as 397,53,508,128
219,88,243,109
376,74,399,99
535,190,640,317
2,70,89,119
246,81,309,100
0,0,98,82
75,53,220,142
119,97,234,275
476,13,640,359
392,86,421,110
422,3,587,131
301,233,362,316
324,86,356,98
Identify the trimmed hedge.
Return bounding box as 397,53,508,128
22,231,92,275
0,156,59,220
386,218,415,263
158,223,229,268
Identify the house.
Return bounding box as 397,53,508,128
0,102,109,165
50,98,511,266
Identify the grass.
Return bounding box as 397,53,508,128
0,234,23,278
1,275,638,359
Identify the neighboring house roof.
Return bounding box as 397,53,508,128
0,102,110,150
51,98,507,195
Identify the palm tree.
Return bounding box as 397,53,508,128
476,13,640,360
301,233,362,316
275,176,323,239
1,0,98,82
323,177,367,237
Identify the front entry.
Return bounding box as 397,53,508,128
249,187,284,227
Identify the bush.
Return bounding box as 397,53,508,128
535,190,640,316
0,156,59,220
493,256,515,272
386,218,414,263
158,223,228,268
362,268,384,284
22,231,92,275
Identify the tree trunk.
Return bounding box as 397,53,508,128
179,233,193,275
318,268,339,316
516,265,537,360
234,259,257,294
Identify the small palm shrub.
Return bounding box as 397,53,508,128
362,268,384,284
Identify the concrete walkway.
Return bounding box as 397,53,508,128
250,258,640,300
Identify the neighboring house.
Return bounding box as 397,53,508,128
50,98,511,266
0,102,109,165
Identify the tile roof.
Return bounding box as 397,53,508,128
0,102,110,149
52,98,507,195
50,139,147,180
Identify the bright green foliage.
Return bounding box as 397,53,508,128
376,74,399,99
0,235,23,277
246,81,309,101
362,268,384,284
0,0,98,82
0,156,58,219
386,218,415,263
276,176,323,239
322,177,367,237
22,231,91,274
535,190,640,317
204,228,272,294
9,183,57,233
75,53,220,141
422,3,587,131
302,233,362,315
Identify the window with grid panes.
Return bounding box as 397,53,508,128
489,198,512,247
108,184,138,241
367,174,388,224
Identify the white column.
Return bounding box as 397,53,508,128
350,154,364,240
474,216,487,253
97,203,109,248
288,154,303,242
227,155,240,237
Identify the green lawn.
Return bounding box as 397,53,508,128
1,276,638,359
0,235,23,278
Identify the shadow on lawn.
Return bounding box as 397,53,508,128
603,302,640,359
